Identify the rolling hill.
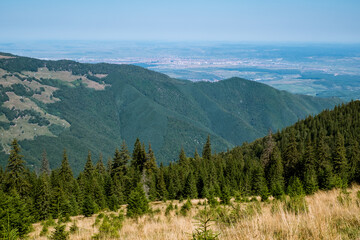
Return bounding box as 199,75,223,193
0,52,340,173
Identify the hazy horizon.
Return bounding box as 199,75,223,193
1,0,359,43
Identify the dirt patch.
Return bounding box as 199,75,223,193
0,55,15,59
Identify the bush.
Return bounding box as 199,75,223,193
49,224,69,240
192,202,219,240
284,196,308,215
92,213,124,239
180,199,192,216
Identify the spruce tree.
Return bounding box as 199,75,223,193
126,183,149,217
156,166,168,201
316,135,334,190
131,138,147,172
83,151,94,178
303,137,318,194
267,146,285,199
283,130,300,180
333,132,348,184
183,171,198,199
202,135,212,161
5,139,27,193
95,153,106,175
145,143,157,174
40,149,51,176
59,149,74,195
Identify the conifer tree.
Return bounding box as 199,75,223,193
156,165,168,200
303,137,318,194
252,164,269,201
333,132,348,183
40,149,51,176
179,147,189,168
267,146,285,198
145,143,157,174
283,130,300,180
287,176,305,197
5,139,27,193
202,135,212,161
83,151,94,178
126,183,149,217
95,153,106,175
131,138,147,172
59,149,74,195
82,194,95,217
34,173,51,221
316,135,334,190
183,171,198,199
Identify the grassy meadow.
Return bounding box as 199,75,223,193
29,185,360,240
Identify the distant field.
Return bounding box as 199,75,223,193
1,41,359,100
29,186,360,240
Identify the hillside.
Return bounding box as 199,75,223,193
0,52,340,173
1,96,359,240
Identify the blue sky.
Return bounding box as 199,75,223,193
1,0,359,42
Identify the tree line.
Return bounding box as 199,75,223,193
1,100,360,238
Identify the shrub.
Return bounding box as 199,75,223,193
284,196,308,214
49,224,69,240
180,199,192,216
192,202,219,240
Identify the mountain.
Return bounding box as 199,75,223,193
0,52,340,173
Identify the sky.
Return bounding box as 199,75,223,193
0,0,359,43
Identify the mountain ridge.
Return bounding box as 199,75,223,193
0,52,340,173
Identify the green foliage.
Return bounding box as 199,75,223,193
49,224,69,240
126,184,149,218
0,53,339,173
0,191,32,238
287,176,305,197
192,202,219,240
284,196,308,215
92,213,124,239
82,195,96,217
180,199,192,216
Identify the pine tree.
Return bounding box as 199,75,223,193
252,163,269,201
202,135,212,161
112,141,130,177
95,153,106,175
183,171,198,199
333,132,348,184
34,173,51,221
83,151,94,178
303,137,318,194
287,176,305,197
283,130,300,180
316,135,334,190
178,147,189,168
82,194,95,217
126,183,149,217
131,139,147,172
5,139,27,194
156,166,168,201
145,143,157,174
59,149,74,195
40,149,51,176
267,146,285,199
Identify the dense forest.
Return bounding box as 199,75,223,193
1,101,360,238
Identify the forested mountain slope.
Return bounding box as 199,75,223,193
0,52,339,173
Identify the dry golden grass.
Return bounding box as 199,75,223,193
28,185,360,240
